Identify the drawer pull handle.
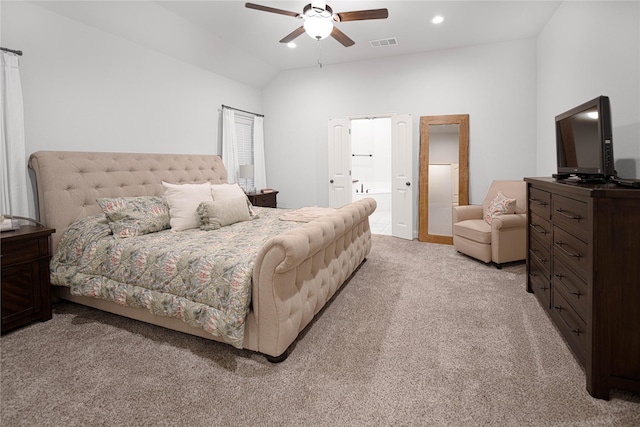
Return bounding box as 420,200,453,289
529,248,546,264
555,208,582,221
555,241,582,259
554,305,583,337
570,290,583,298
554,273,564,279
529,197,548,207
530,223,548,235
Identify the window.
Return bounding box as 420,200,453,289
234,113,255,191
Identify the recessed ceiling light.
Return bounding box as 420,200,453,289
432,15,444,24
287,42,296,48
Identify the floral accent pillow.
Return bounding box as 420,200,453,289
484,191,517,225
197,197,252,231
97,196,170,238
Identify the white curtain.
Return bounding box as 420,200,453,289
253,116,267,190
221,108,238,184
1,51,29,218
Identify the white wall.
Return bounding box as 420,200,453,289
263,38,538,209
2,1,262,217
536,1,640,178
1,1,261,155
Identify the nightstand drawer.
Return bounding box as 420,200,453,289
1,235,45,265
247,191,279,208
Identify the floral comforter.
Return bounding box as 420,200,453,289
50,207,300,348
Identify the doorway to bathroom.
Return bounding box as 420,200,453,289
351,117,392,235
328,114,413,239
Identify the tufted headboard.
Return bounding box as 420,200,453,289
28,151,228,252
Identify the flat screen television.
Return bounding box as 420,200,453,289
555,95,614,182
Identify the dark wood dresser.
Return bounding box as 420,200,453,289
1,225,55,334
247,191,279,208
525,177,640,399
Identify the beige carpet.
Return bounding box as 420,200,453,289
2,235,639,426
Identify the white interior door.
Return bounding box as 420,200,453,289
391,114,413,240
328,119,351,208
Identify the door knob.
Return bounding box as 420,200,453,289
406,182,411,186
330,179,334,184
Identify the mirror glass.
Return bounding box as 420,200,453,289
427,124,459,236
418,115,469,245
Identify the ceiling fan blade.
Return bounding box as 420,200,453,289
245,3,300,18
280,26,306,44
335,9,389,22
331,27,355,47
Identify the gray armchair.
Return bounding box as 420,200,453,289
452,180,527,268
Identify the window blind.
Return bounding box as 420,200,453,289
234,114,255,191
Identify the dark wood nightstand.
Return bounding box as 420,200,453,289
1,225,55,334
247,191,279,208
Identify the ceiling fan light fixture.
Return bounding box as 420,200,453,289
303,16,334,40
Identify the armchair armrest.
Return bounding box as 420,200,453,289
491,213,527,230
490,213,528,264
452,205,483,223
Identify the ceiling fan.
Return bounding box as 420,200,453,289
245,1,389,47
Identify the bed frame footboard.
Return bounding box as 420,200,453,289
247,198,376,360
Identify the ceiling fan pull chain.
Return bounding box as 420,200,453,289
317,40,323,69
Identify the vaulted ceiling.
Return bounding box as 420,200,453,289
32,1,562,88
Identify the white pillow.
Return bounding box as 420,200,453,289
211,183,246,200
162,181,213,231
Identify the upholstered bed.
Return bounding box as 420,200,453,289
28,151,376,361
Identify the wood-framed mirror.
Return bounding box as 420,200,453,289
418,114,469,244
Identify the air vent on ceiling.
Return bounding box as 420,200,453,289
369,37,398,48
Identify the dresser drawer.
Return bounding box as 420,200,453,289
529,258,551,310
529,187,551,220
529,233,551,277
552,288,588,363
553,226,590,282
553,258,589,323
552,195,589,242
529,212,552,248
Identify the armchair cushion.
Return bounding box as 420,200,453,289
453,219,491,244
484,191,517,224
